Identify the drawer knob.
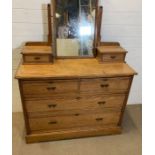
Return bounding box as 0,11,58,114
98,101,106,105
34,57,41,60
110,56,116,59
96,118,103,121
100,84,109,88
76,97,81,100
74,113,80,116
48,121,57,125
47,87,56,90
48,104,57,108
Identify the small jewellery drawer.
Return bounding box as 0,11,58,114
80,77,131,93
23,54,52,63
22,80,78,97
101,53,125,62
29,111,121,132
97,45,127,63
25,94,126,113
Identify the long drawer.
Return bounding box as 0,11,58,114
25,94,126,113
22,80,78,97
29,111,121,132
80,77,130,93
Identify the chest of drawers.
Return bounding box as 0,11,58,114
16,59,136,143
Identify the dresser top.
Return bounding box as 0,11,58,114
97,46,127,54
21,46,52,54
15,59,137,79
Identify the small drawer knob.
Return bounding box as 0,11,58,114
47,87,56,90
48,104,57,108
98,101,106,105
34,57,41,60
96,118,103,121
110,56,116,59
48,121,57,125
74,113,80,116
100,84,109,88
76,96,81,100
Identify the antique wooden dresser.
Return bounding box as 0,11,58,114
15,1,137,143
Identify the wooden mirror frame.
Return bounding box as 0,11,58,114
24,2,120,56
51,0,101,59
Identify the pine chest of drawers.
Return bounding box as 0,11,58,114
16,59,136,143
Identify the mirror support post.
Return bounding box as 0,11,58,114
51,0,56,60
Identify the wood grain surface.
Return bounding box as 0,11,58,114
15,59,137,79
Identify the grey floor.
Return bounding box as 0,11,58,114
13,105,142,155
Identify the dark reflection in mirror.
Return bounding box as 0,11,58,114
56,0,96,56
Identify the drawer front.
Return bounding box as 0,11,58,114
24,55,51,63
22,80,78,98
25,94,126,113
29,111,121,132
80,77,130,93
102,53,125,62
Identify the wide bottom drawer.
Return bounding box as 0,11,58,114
29,111,121,132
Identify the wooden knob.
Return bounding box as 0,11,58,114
34,57,41,60
47,87,56,90
98,101,106,105
110,56,116,59
96,118,103,121
48,121,57,125
74,113,80,116
100,84,109,88
48,104,57,108
76,96,81,100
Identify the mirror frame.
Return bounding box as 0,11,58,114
51,0,101,59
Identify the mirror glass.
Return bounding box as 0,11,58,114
55,0,97,57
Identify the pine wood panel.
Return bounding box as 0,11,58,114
97,46,127,53
102,54,125,62
22,46,52,54
15,59,137,79
23,55,51,63
25,94,126,113
80,77,130,93
100,53,125,62
26,125,122,143
29,111,121,132
22,80,78,97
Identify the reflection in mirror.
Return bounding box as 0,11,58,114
56,0,97,57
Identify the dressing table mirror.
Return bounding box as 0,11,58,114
15,0,137,143
55,0,97,57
